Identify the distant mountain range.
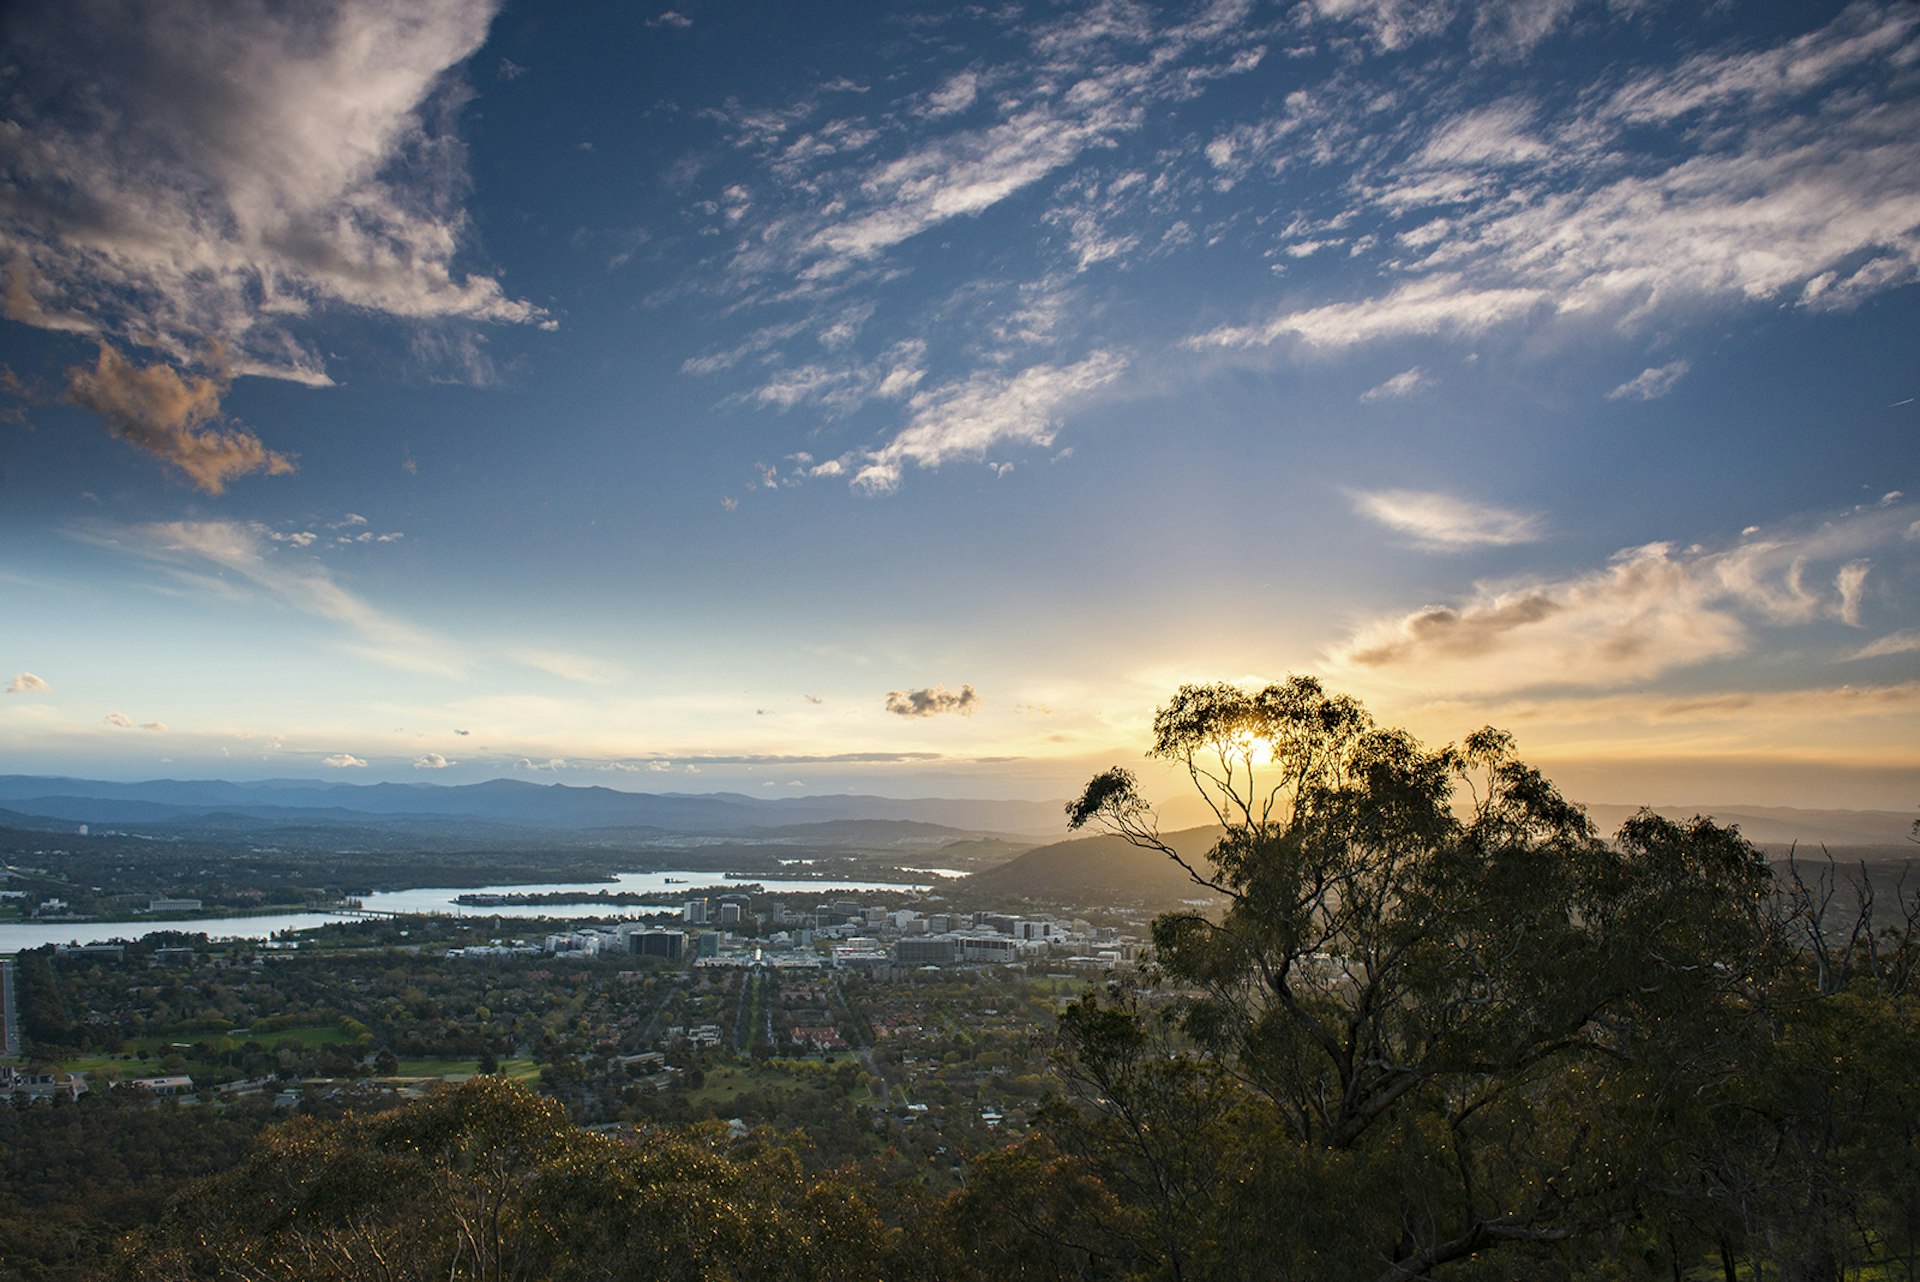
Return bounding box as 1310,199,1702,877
0,775,1070,838
0,775,1905,862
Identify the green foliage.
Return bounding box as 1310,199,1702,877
1052,677,1916,1282
117,1076,893,1281
0,1090,277,1282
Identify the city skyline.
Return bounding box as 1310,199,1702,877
2,0,1916,811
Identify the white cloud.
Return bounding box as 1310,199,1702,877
1195,7,1920,353
1835,560,1871,626
1350,488,1542,549
323,753,368,768
1360,367,1431,401
1193,275,1549,349
742,339,927,418
1328,504,1917,695
1603,6,1919,126
1306,0,1457,52
1847,630,1920,661
412,752,452,769
1607,360,1692,401
836,352,1126,492
921,71,982,119
5,673,51,695
710,3,1264,290
0,0,537,383
104,712,134,727
799,104,1140,276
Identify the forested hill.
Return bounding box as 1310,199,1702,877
960,825,1225,909
964,813,1919,914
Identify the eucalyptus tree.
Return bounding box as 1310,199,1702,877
1056,678,1776,1281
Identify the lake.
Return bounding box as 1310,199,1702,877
0,868,943,953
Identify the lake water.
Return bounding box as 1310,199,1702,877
358,869,934,916
0,868,942,953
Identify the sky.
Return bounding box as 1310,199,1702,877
1,0,1917,813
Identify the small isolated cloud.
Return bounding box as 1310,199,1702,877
413,752,452,769
804,694,825,705
1360,368,1431,401
1846,630,1920,661
1350,489,1542,549
514,757,568,772
5,673,51,694
886,684,981,717
922,70,981,119
104,712,133,727
140,721,167,732
1835,560,1871,626
322,753,368,768
1607,360,1692,401
649,10,692,27
454,728,471,736
66,345,294,493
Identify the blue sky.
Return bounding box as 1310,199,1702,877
2,0,1916,810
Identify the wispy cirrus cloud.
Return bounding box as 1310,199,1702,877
1360,367,1432,401
1193,277,1549,350
1192,5,1920,354
1349,488,1542,549
680,0,1267,486
78,519,461,677
1607,360,1692,401
512,649,627,685
1847,629,1920,661
720,2,1264,287
818,352,1127,493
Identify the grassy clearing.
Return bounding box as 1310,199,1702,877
55,1024,362,1073
686,1060,845,1108
394,1056,539,1081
